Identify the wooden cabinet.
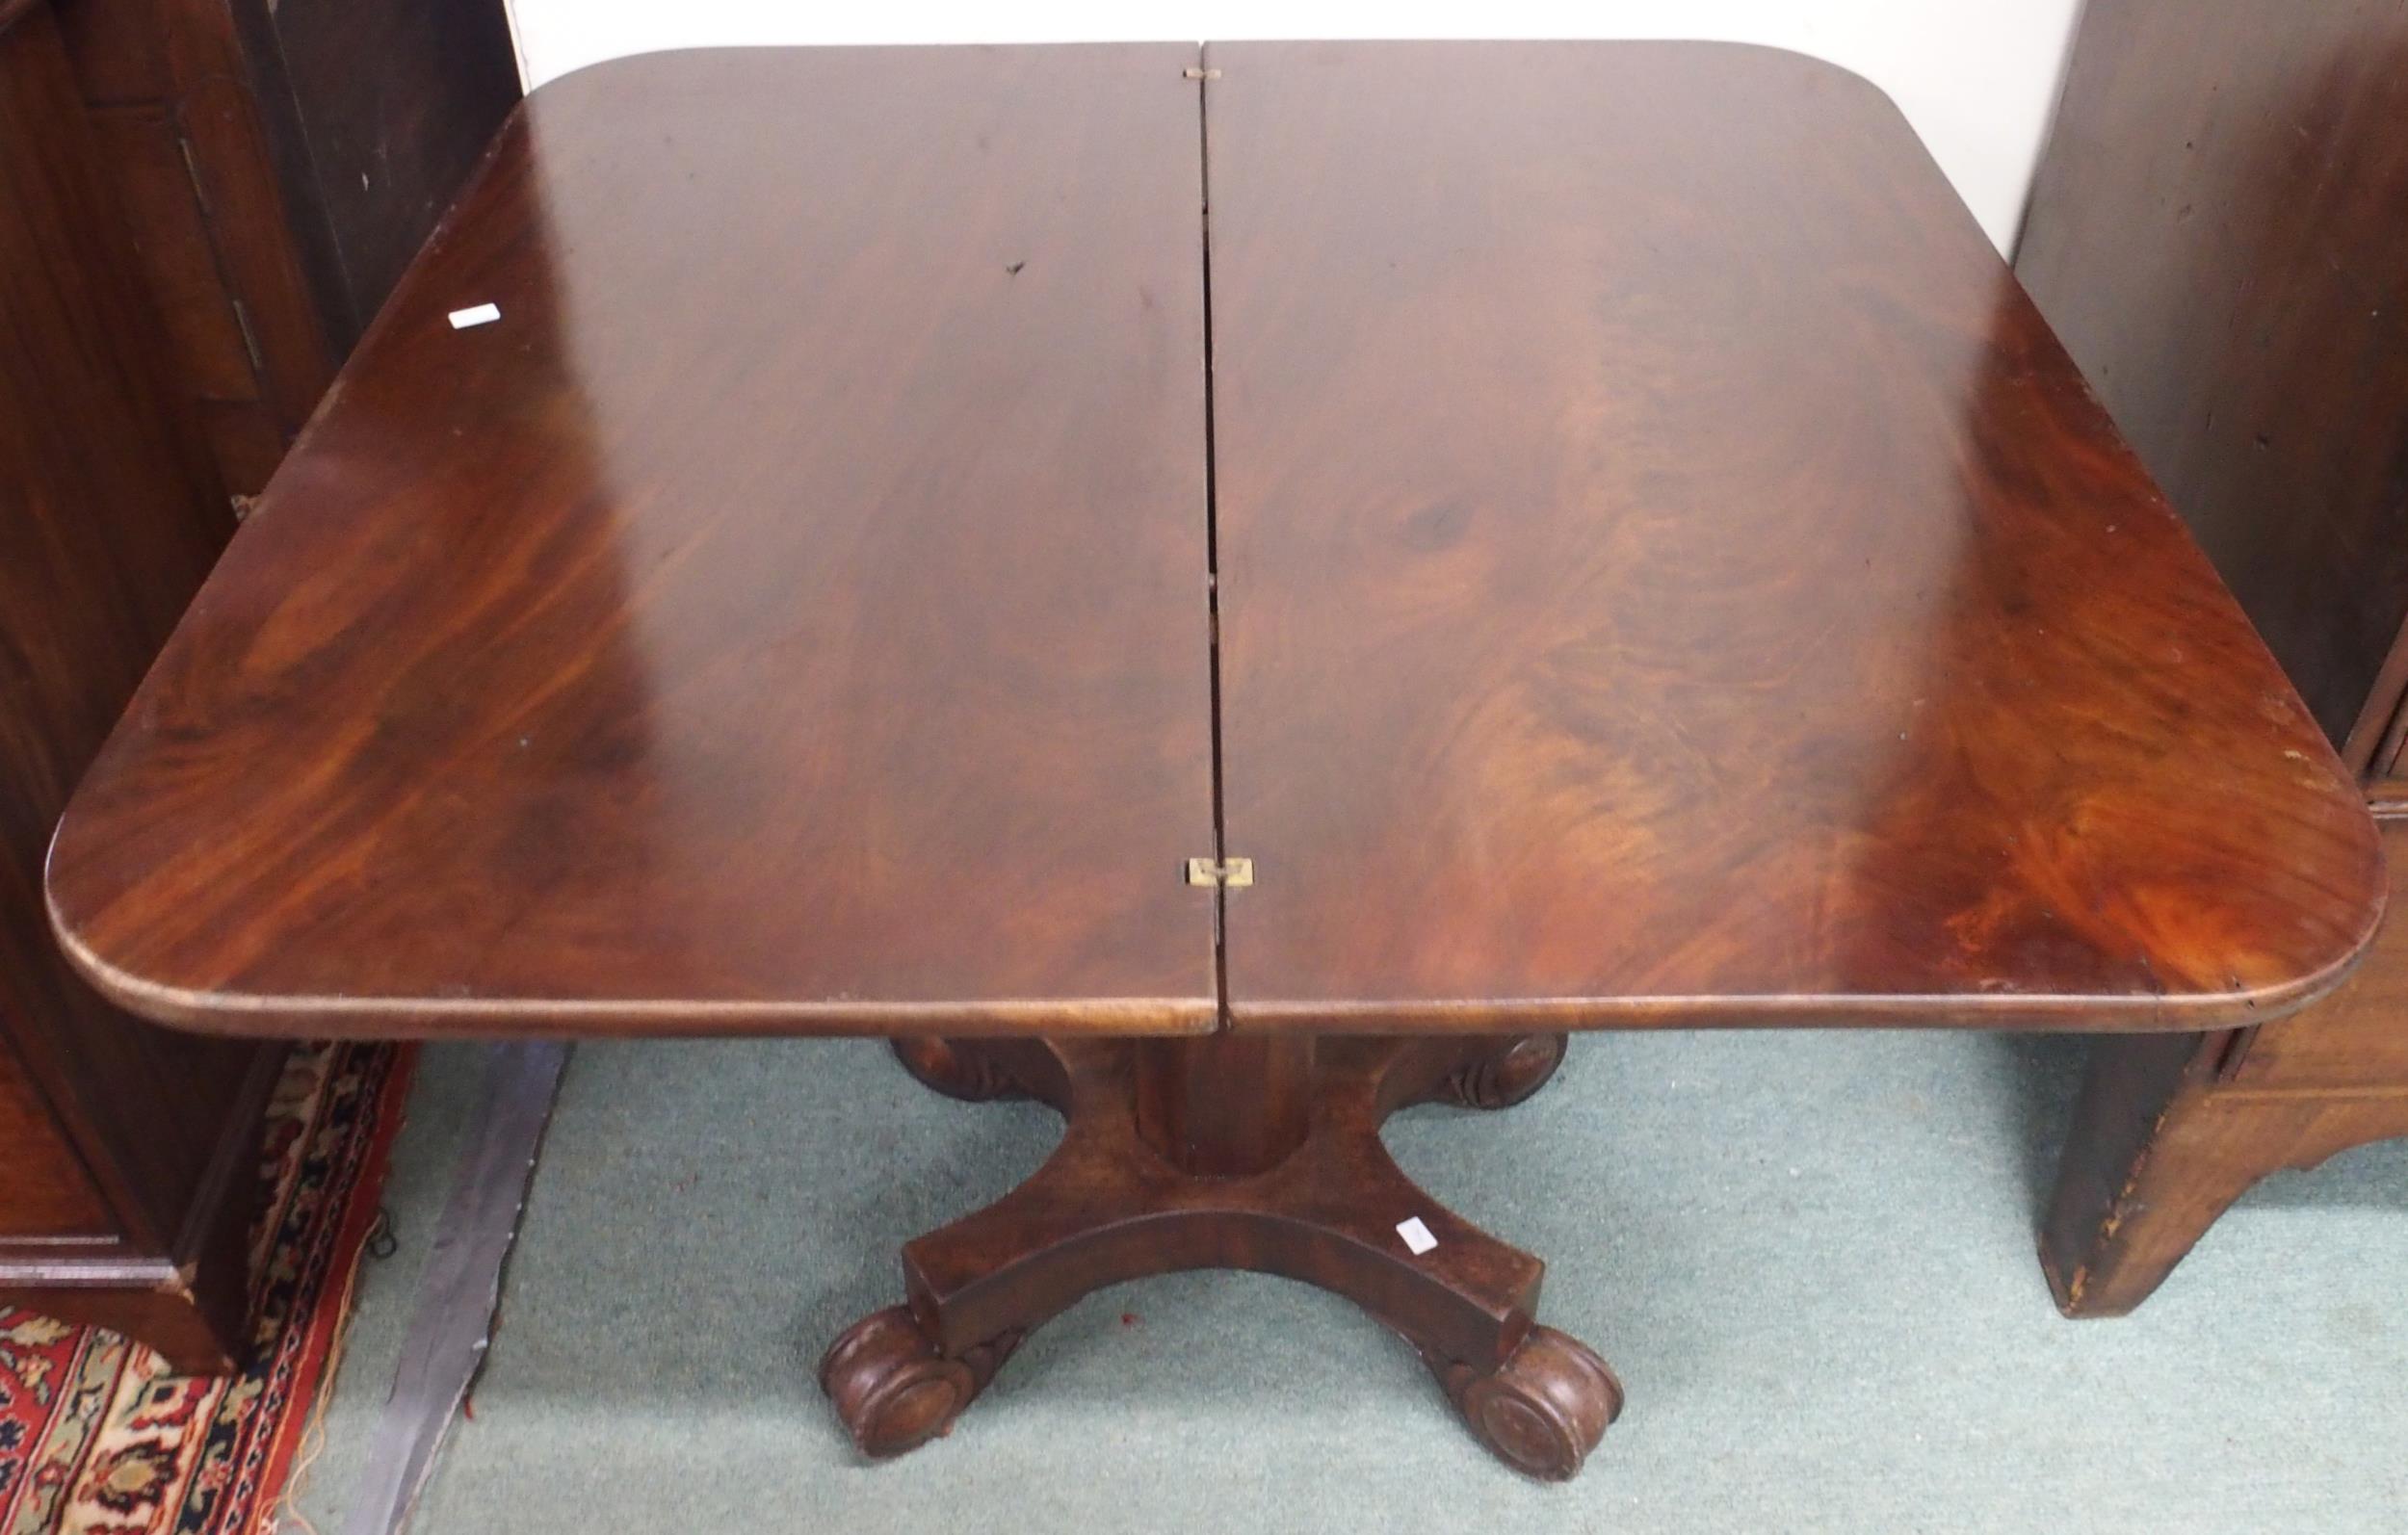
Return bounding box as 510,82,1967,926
50,0,519,498
0,0,515,1368
2017,0,2408,1315
0,0,271,1371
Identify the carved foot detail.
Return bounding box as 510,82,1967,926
891,1037,1031,1104
1430,1033,1568,1110
854,1038,1603,1473
1425,1325,1622,1480
817,1305,1021,1459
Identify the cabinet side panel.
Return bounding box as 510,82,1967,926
2233,805,2408,1087
2016,0,2408,746
0,4,261,1241
0,1035,111,1237
264,0,523,325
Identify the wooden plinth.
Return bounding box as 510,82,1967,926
819,1031,1618,1480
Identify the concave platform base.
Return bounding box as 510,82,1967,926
818,1031,1621,1480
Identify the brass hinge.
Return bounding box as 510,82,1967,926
1183,66,1221,81
1184,856,1253,888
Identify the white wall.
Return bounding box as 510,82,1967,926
503,1,2081,253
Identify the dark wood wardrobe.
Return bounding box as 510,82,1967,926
0,0,515,1368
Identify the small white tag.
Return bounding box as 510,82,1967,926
1396,1216,1437,1256
448,302,502,329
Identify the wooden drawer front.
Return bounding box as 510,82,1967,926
0,1042,113,1237
2234,806,2408,1088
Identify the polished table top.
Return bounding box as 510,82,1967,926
46,42,2385,1039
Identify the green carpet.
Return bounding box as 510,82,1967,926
286,1032,2408,1533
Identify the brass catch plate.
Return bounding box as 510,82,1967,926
1184,856,1254,888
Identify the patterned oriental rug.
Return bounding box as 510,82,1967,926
1,1043,410,1535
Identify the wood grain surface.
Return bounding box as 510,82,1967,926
48,46,1220,1036
1202,41,2383,1031
47,42,2385,1041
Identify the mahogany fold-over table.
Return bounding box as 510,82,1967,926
45,43,2385,1480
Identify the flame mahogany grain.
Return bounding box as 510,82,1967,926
46,46,1220,1038
47,41,2380,1039
1204,41,2382,1033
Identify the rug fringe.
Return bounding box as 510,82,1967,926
259,1044,421,1535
